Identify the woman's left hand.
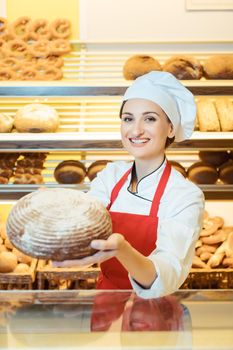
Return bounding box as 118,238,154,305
52,233,125,268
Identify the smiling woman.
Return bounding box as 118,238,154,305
54,71,205,299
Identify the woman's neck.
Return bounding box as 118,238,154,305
134,155,166,181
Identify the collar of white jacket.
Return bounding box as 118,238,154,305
122,71,196,142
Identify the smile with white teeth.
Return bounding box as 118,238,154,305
130,138,149,144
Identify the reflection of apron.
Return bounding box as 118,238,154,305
97,161,171,290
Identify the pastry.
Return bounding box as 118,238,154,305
123,55,162,80
198,151,230,167
87,160,111,181
168,160,186,177
163,55,203,79
203,55,233,79
187,161,218,184
0,113,14,133
197,99,220,131
219,160,233,184
14,104,59,132
6,188,112,260
13,173,44,184
214,98,233,132
54,160,86,184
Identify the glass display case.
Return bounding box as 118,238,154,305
0,290,233,349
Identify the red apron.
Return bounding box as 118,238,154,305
97,161,171,290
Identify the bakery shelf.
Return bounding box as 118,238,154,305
0,132,232,151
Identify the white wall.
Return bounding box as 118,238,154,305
79,0,233,41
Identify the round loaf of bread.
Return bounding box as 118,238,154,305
219,160,233,184
87,160,111,181
199,151,230,167
187,161,218,184
14,104,59,132
6,188,112,261
54,160,86,184
163,55,203,80
123,55,162,80
203,55,233,79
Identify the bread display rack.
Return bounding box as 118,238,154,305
0,41,233,289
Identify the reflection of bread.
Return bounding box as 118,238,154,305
123,55,161,80
6,188,112,260
203,55,233,79
168,160,186,177
187,162,218,184
163,55,202,79
54,160,86,184
87,160,111,181
14,104,59,132
219,160,233,184
199,151,230,167
215,98,233,131
197,99,220,131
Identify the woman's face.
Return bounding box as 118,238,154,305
120,98,174,162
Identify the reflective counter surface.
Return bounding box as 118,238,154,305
0,290,232,350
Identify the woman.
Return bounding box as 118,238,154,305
54,71,204,298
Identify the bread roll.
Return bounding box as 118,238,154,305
54,160,86,184
0,251,18,273
197,99,220,131
199,151,230,167
219,160,233,184
187,161,218,184
163,55,203,80
6,188,112,260
0,113,14,133
203,55,233,79
215,98,233,132
14,104,59,132
123,55,162,80
87,160,111,181
168,160,186,177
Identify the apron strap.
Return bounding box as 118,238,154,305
149,161,171,217
107,167,132,210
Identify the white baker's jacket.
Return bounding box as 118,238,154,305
89,159,205,299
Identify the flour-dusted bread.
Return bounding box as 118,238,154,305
163,55,203,80
6,188,112,261
14,103,60,132
197,99,221,131
203,55,233,79
123,55,162,80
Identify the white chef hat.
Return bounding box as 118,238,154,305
122,71,196,142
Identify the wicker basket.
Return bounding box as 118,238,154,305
36,260,100,290
0,259,38,290
181,268,233,289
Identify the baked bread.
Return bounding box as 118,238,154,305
168,160,186,177
87,160,111,181
203,55,233,79
163,55,203,80
0,113,14,133
214,98,233,132
219,160,233,184
14,104,59,132
54,160,86,184
6,188,112,260
187,161,218,184
197,99,221,131
123,55,161,80
198,151,230,167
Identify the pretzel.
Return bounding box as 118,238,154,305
38,66,63,80
29,39,50,58
50,39,71,56
0,168,13,178
8,16,31,40
5,39,28,58
1,57,22,71
0,176,9,184
37,55,64,68
17,158,45,168
28,19,51,40
0,68,16,80
50,19,71,39
0,17,7,32
15,167,43,175
19,66,38,80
